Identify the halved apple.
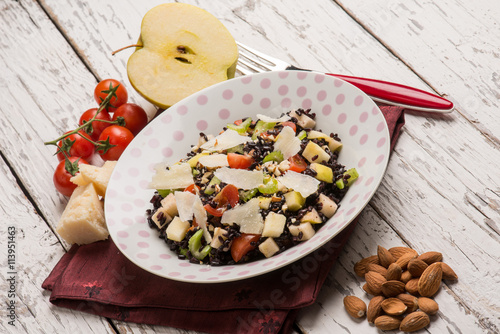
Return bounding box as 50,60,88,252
127,3,238,109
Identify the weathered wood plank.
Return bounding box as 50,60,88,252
0,160,114,333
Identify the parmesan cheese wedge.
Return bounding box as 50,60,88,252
273,126,301,160
70,160,117,197
56,183,108,245
214,167,264,189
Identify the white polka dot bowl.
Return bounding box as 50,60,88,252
105,70,390,283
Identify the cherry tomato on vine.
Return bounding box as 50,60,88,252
97,125,134,161
53,157,89,197
79,107,112,140
94,79,128,112
56,130,94,161
112,103,148,135
231,233,261,262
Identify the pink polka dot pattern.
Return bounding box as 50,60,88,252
222,89,233,100
322,104,332,115
162,147,173,157
278,85,288,96
260,78,271,89
197,95,208,105
219,108,230,119
197,120,208,131
173,131,184,141
336,94,345,105
242,94,253,104
104,70,390,283
177,105,188,115
260,98,271,109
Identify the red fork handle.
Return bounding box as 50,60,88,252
326,73,454,113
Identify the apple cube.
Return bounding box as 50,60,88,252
289,110,316,129
151,209,172,229
210,227,228,249
310,163,333,183
258,197,272,210
302,141,330,164
262,212,287,237
166,216,190,242
317,194,338,218
288,222,316,241
300,208,322,224
258,238,280,258
160,193,179,217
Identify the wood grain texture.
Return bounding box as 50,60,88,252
1,0,498,333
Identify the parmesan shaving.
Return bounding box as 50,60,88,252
198,154,229,167
221,198,264,234
257,113,291,123
273,126,301,160
277,171,320,198
149,163,194,189
200,129,252,152
214,167,264,190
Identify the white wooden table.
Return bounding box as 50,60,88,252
1,0,499,333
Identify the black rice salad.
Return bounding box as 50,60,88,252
146,108,358,265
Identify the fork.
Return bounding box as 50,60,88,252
236,42,454,113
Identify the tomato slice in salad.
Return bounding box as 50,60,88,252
281,121,297,132
184,184,200,194
204,184,240,217
288,154,307,173
227,153,254,169
231,233,261,262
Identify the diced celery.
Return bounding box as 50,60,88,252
157,189,174,197
335,168,359,189
192,168,200,176
262,151,284,163
226,144,244,154
227,117,252,134
204,176,221,195
188,229,211,261
239,188,258,202
252,120,276,139
297,130,307,140
258,177,279,195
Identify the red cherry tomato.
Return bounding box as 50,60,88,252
79,107,112,140
227,153,254,169
288,154,308,173
204,184,239,217
184,184,200,194
281,121,296,132
112,103,148,136
231,233,261,262
53,157,89,197
94,79,128,112
56,130,94,161
97,125,134,161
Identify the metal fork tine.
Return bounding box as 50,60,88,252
236,41,289,72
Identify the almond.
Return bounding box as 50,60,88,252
397,293,419,312
407,258,429,277
400,270,413,283
366,263,388,277
388,246,418,260
374,315,401,331
395,251,418,270
367,295,385,323
418,262,443,297
418,251,443,265
381,280,406,297
343,295,367,318
440,262,458,280
363,283,380,296
405,278,420,295
354,255,380,277
399,311,430,332
377,245,395,268
365,271,386,295
381,297,407,315
386,263,402,281
418,297,439,315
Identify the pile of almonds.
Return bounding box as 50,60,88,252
343,246,458,332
